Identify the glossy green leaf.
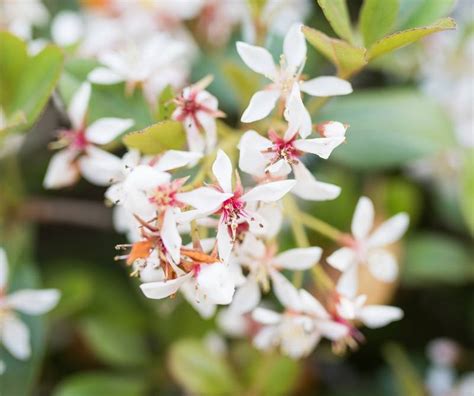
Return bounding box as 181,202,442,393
53,372,146,396
123,120,186,154
402,233,474,285
0,32,63,133
460,150,474,235
397,0,456,30
367,17,456,60
60,59,153,129
317,0,354,43
302,26,367,78
0,226,46,396
360,0,399,47
168,339,240,395
79,316,151,367
318,88,456,169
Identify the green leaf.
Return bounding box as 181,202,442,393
168,339,240,395
318,88,456,169
123,120,186,154
397,0,456,30
53,372,146,396
59,59,153,130
402,233,474,285
302,26,367,78
317,0,354,43
0,32,63,133
360,0,399,47
154,85,176,121
0,226,47,396
367,17,456,60
460,150,474,235
79,316,151,367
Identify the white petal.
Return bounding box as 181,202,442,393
241,89,280,123
180,282,217,319
351,196,374,241
139,273,192,299
253,326,278,351
0,248,8,290
1,314,30,360
238,130,272,177
252,307,282,325
217,220,233,263
229,279,261,314
196,111,217,152
85,118,134,145
68,82,91,129
291,161,341,201
368,213,410,248
266,159,292,176
284,84,312,139
367,249,399,282
318,121,348,137
236,41,277,79
51,11,84,47
357,305,404,329
79,146,122,186
154,150,202,172
196,263,235,305
293,136,345,159
212,149,233,193
336,296,357,320
270,270,301,311
299,289,330,319
43,149,79,189
336,264,359,299
176,188,232,212
241,179,296,203
326,247,356,272
217,308,248,337
283,23,306,70
161,209,182,264
315,320,349,341
273,247,322,270
300,76,353,97
6,289,60,315
88,67,124,84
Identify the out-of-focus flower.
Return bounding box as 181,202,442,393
236,23,352,123
0,0,48,40
239,88,346,201
251,272,348,359
172,77,225,153
51,10,84,47
327,196,409,296
43,83,134,189
0,248,60,362
176,150,296,261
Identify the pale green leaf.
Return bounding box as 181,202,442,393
302,26,367,78
154,85,176,121
360,0,399,47
402,233,474,285
168,339,240,395
123,120,186,154
54,372,146,396
460,150,474,235
317,0,354,43
368,17,456,60
318,88,456,169
221,60,260,112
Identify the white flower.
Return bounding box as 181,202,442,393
230,233,322,314
236,23,352,124
252,273,348,359
176,150,296,261
0,0,48,40
172,77,224,153
51,10,84,47
0,248,60,361
327,196,409,297
43,83,134,189
88,34,190,101
239,89,346,201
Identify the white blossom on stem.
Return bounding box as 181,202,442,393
43,83,134,189
327,196,409,297
0,248,60,362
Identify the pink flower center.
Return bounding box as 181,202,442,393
266,130,301,166
61,128,89,152
149,180,186,210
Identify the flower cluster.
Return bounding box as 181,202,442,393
38,19,410,361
